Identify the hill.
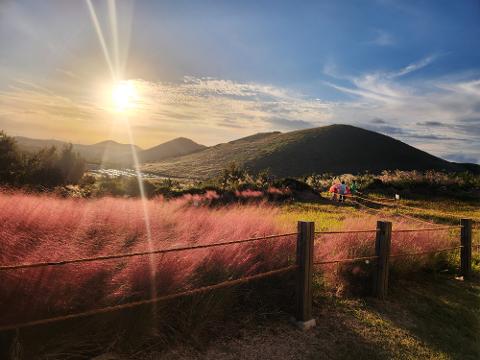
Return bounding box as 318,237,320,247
139,137,206,163
141,125,479,178
14,137,141,165
14,136,205,166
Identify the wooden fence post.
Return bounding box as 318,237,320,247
295,221,316,330
460,219,472,280
373,220,392,299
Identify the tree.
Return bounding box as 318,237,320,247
0,130,21,184
0,130,86,188
57,144,86,184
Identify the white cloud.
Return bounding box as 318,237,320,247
1,64,479,163
0,76,333,146
389,55,437,78
323,59,480,163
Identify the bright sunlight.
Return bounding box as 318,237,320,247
111,81,137,112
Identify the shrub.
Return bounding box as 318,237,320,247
314,216,456,295
0,130,86,187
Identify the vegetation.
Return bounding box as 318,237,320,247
0,192,292,328
304,170,480,200
1,126,479,358
0,130,85,187
15,135,206,166
142,125,478,179
0,186,478,358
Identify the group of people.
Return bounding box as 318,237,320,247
330,180,358,202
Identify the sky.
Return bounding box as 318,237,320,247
0,0,479,163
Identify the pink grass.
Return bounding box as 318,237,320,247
314,215,457,293
0,191,294,326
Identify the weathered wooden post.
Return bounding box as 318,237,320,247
373,220,392,299
295,221,316,330
460,219,472,280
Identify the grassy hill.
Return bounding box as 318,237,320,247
142,125,477,179
139,137,206,163
14,137,141,165
14,136,205,166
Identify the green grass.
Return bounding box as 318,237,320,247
142,125,473,179
278,200,361,231
134,273,480,359
365,193,480,224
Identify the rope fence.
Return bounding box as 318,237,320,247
2,223,462,272
0,232,298,272
348,196,441,227
389,246,462,258
350,194,480,222
314,255,378,265
0,265,298,332
0,217,476,340
315,229,378,235
391,226,461,233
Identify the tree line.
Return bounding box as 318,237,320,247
0,130,85,187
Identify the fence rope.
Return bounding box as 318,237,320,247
348,196,435,226
314,255,378,265
392,226,461,233
389,246,462,258
315,229,378,235
350,195,441,226
0,232,298,272
349,195,467,227
352,194,480,222
0,265,298,332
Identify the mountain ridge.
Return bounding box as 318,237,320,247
13,136,205,166
141,124,479,178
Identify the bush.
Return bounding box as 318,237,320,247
0,130,85,187
315,216,455,295
0,130,21,183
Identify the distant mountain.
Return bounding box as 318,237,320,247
14,136,205,166
139,137,207,163
74,141,141,165
14,137,141,165
141,125,479,179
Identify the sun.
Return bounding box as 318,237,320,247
111,81,137,112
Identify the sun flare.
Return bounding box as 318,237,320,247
111,81,137,112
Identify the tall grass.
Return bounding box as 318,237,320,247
314,216,457,294
0,190,294,328
0,191,466,357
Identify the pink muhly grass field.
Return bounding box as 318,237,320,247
0,191,294,326
314,216,457,294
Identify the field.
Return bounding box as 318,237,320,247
0,190,478,358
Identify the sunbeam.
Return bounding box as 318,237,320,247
86,0,116,80
85,0,158,319
108,0,120,74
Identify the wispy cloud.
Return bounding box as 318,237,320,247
1,62,479,163
0,76,332,145
366,29,395,46
324,57,480,163
389,55,437,78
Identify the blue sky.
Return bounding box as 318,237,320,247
0,0,479,163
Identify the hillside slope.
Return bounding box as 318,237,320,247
142,125,474,178
139,137,206,163
14,136,206,166
14,137,141,165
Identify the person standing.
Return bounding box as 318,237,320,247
339,180,347,202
